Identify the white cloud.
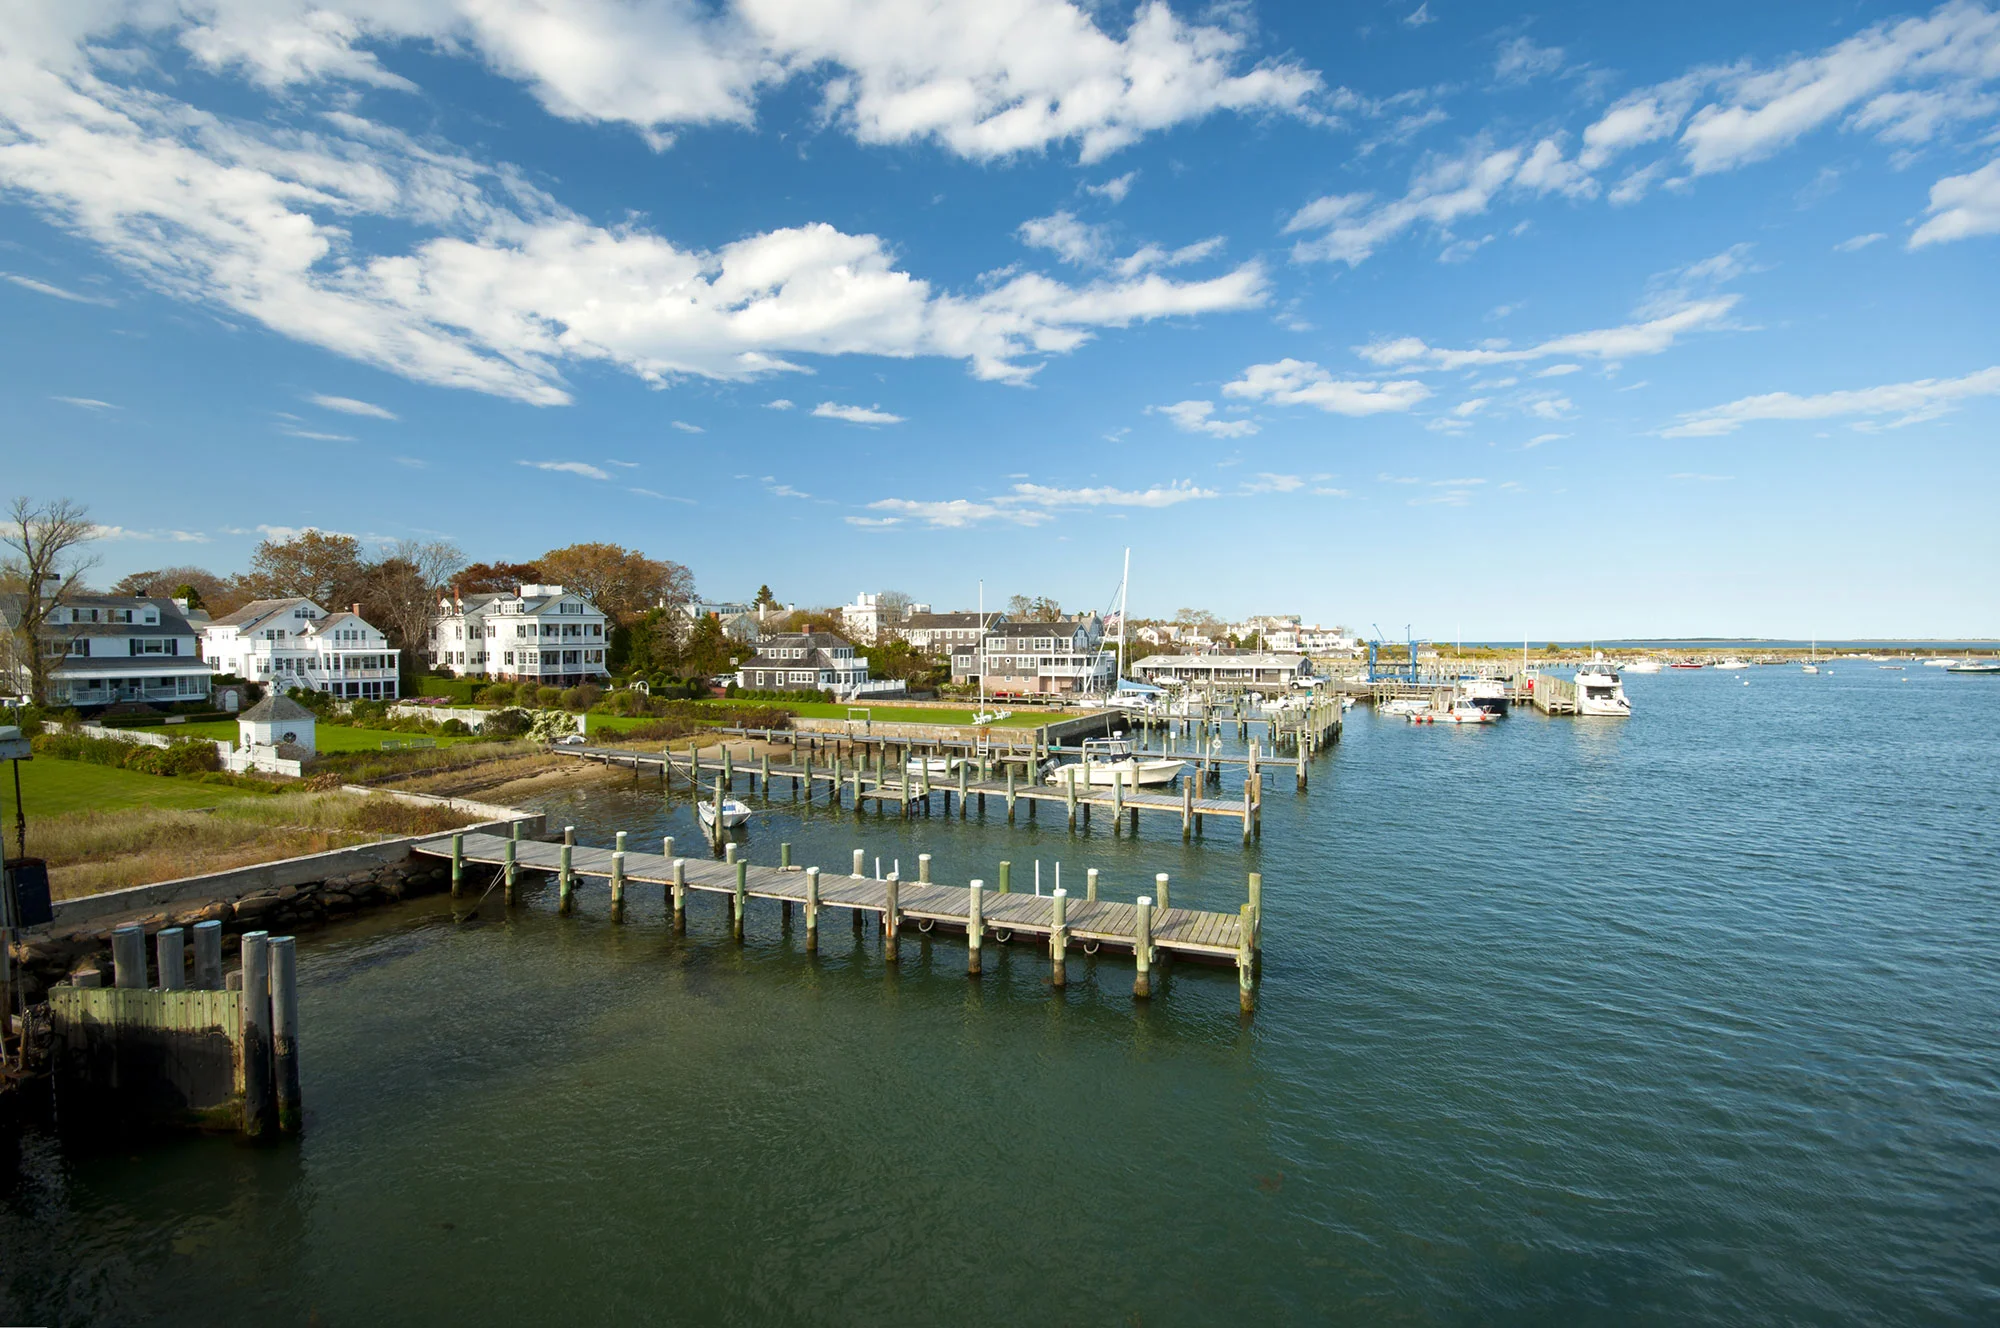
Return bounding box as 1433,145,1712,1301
52,395,118,410
89,524,210,543
5,272,116,305
307,393,397,419
1223,359,1432,415
606,460,640,468
863,499,1052,529
1495,38,1566,85
0,51,1270,407
1662,364,2000,436
1524,432,1566,447
1115,236,1226,278
1534,363,1581,377
519,459,612,479
1358,297,1738,370
670,420,705,433
1153,399,1258,437
1452,397,1490,417
1835,232,1888,251
1009,481,1214,508
859,477,1214,528
1669,472,1734,482
765,398,795,409
1241,473,1304,494
814,401,904,425
1911,157,2000,247
1019,211,1109,266
280,426,357,441
1085,171,1137,204
1404,4,1435,28
1527,396,1573,420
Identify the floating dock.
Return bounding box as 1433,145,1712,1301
416,830,1263,1012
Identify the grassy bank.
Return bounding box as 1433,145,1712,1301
37,790,485,901
138,721,488,751
586,701,1047,731
21,758,266,818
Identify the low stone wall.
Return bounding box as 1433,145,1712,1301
7,800,547,1004
385,703,585,734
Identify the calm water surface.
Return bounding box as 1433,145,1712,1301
5,666,1998,1324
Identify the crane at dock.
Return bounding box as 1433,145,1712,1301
1366,625,1425,684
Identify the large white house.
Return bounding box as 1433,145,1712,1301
201,597,401,700
0,592,211,708
431,584,609,687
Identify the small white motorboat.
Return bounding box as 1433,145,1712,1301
697,798,752,830
1044,737,1185,789
1714,659,1750,671
1623,659,1664,674
1409,701,1497,724
1378,696,1435,716
905,755,961,776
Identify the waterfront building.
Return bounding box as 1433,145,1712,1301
236,689,317,752
732,631,879,696
430,584,609,687
900,610,1001,655
200,597,401,699
0,591,212,708
838,592,886,643
1134,651,1314,688
953,615,1112,696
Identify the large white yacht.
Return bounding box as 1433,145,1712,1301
1575,664,1633,717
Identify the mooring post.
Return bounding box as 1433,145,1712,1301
1112,769,1124,831
564,824,576,848
831,756,842,804
1065,766,1077,829
1182,777,1194,841
241,930,273,1137
155,926,185,990
1133,897,1154,999
503,835,519,905
269,935,302,1133
1086,867,1099,903
672,858,687,932
1247,871,1263,958
801,753,812,799
733,860,747,941
1156,871,1170,912
450,832,465,898
723,745,734,788
761,752,770,793
883,872,901,964
998,860,1011,894
1050,887,1068,988
610,850,627,923
553,842,573,914
1237,905,1256,1014
918,852,932,884
1242,776,1253,846
852,848,866,878
112,924,146,989
958,760,968,817
192,919,222,989
724,841,738,866
967,879,984,976
805,866,821,952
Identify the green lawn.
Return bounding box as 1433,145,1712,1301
137,721,488,751
18,758,261,818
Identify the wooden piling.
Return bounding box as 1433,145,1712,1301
112,924,146,989
672,858,687,932
967,879,984,976
269,935,303,1133
1156,872,1170,912
193,919,222,989
805,866,821,952
1247,871,1262,955
1050,888,1068,988
240,930,273,1137
559,842,575,915
998,860,1011,894
1182,778,1193,840
504,835,518,905
1237,904,1255,1014
918,852,932,884
1133,897,1154,999
156,926,185,990
852,848,866,878
610,850,627,923
1086,867,1099,902
450,832,464,897
883,873,901,964
733,860,747,941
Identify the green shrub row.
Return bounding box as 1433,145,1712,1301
33,731,222,776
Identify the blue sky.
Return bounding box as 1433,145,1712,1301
3,0,1998,638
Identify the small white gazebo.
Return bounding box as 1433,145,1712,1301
237,690,316,753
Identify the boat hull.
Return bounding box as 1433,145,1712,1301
1045,758,1186,788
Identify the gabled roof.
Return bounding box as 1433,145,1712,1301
903,612,993,630
761,631,854,648
0,593,200,639
207,596,319,629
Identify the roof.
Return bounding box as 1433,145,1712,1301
303,611,369,634
1134,652,1309,669
207,597,316,629
49,656,214,676
240,691,317,722
0,593,201,640
738,646,865,671
903,612,992,630
761,631,854,648
449,586,602,615
984,619,1095,640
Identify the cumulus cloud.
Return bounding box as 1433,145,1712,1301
519,459,612,479
1495,37,1566,85
0,35,1271,406
1911,157,2000,247
307,393,397,419
1222,359,1431,415
1662,364,2000,435
1152,399,1258,437
814,401,905,425
765,398,795,409
1085,171,1137,203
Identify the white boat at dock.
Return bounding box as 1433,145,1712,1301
1044,737,1185,789
1575,665,1632,717
1714,659,1751,671
905,755,962,776
1623,659,1663,673
697,798,752,831
1457,677,1510,714
1408,701,1497,724
1944,660,2000,675
1378,696,1435,716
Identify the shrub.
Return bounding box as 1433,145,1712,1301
417,676,484,704
535,686,563,707
476,682,517,706
440,718,470,736
573,682,603,710
481,707,530,737
528,709,576,744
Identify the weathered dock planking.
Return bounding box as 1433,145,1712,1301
416,831,1263,1012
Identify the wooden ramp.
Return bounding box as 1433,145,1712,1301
414,831,1263,1012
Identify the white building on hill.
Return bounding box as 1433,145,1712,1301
431,584,609,687
201,597,401,699
0,592,211,708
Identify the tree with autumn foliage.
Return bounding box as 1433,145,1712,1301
536,542,693,625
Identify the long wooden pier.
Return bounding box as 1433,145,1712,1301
562,741,1275,844
416,830,1263,1012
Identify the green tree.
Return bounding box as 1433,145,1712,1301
754,584,777,608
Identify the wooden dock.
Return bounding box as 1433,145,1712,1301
416,830,1263,1011
1530,674,1579,714
562,742,1273,845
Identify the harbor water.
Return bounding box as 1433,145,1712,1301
5,666,1998,1323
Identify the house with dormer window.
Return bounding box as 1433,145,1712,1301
201,597,401,699
732,631,872,695
429,584,609,687
0,593,211,708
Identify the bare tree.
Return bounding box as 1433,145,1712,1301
1,497,100,702
362,539,464,666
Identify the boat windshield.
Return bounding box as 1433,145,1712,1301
1081,738,1133,759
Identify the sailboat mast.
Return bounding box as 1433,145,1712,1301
978,579,986,715
1117,546,1130,688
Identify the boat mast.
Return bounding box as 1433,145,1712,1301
978,579,986,716
1116,546,1131,689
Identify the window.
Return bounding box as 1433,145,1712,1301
504,651,514,665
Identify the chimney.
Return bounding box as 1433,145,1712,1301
351,603,362,617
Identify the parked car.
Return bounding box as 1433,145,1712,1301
554,733,587,747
